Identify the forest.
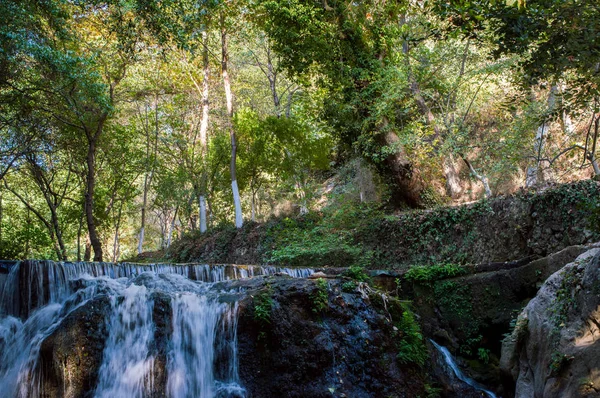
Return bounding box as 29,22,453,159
1,0,599,262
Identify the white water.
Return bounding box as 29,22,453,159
430,339,497,398
168,293,232,398
95,284,156,398
0,261,313,397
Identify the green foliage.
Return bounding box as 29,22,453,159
268,229,363,268
433,280,482,356
341,280,357,292
343,264,371,282
477,347,491,364
396,306,428,367
311,278,329,313
583,189,600,234
549,351,573,376
3,0,600,262
253,285,275,340
435,0,600,106
503,313,529,344
266,200,383,268
424,384,442,398
405,263,468,285
550,265,583,332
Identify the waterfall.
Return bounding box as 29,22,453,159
0,260,314,397
0,261,313,319
167,293,239,398
430,339,497,398
95,284,156,398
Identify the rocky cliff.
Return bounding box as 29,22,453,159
500,248,600,397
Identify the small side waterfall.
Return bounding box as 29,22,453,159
430,339,497,398
0,260,314,397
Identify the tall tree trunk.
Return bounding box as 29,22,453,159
84,235,91,262
266,46,281,116
251,181,257,222
199,30,210,234
378,126,425,207
462,157,492,198
221,14,243,228
138,176,148,254
77,207,84,262
85,138,102,261
167,206,178,249
138,95,159,253
526,85,557,187
112,203,123,263
402,29,462,200
138,217,145,254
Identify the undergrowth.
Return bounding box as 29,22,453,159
405,263,468,285
253,285,274,340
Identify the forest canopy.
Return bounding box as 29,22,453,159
0,0,598,261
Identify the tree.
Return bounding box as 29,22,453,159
220,12,244,228
252,0,430,206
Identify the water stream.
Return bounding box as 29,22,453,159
430,339,497,398
0,261,313,397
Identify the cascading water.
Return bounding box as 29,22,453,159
95,284,156,398
0,260,313,397
430,339,497,398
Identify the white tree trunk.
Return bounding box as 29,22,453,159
112,230,119,262
199,195,207,233
592,160,600,176
463,158,492,199
167,207,178,248
232,180,243,228
526,85,557,187
137,226,145,254
443,154,463,199
198,30,210,234
221,14,243,229
563,112,575,135
251,191,256,222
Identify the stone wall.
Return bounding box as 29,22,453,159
167,180,600,269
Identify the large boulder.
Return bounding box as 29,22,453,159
232,277,431,398
500,248,600,397
38,297,110,398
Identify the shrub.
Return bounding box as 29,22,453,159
254,286,274,340
311,278,329,313
405,263,468,285
396,307,428,367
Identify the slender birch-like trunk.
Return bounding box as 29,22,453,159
526,85,557,187
199,30,210,233
221,14,243,228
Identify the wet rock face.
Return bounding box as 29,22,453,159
33,276,430,398
38,297,110,398
37,293,173,398
234,277,427,398
501,248,600,398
